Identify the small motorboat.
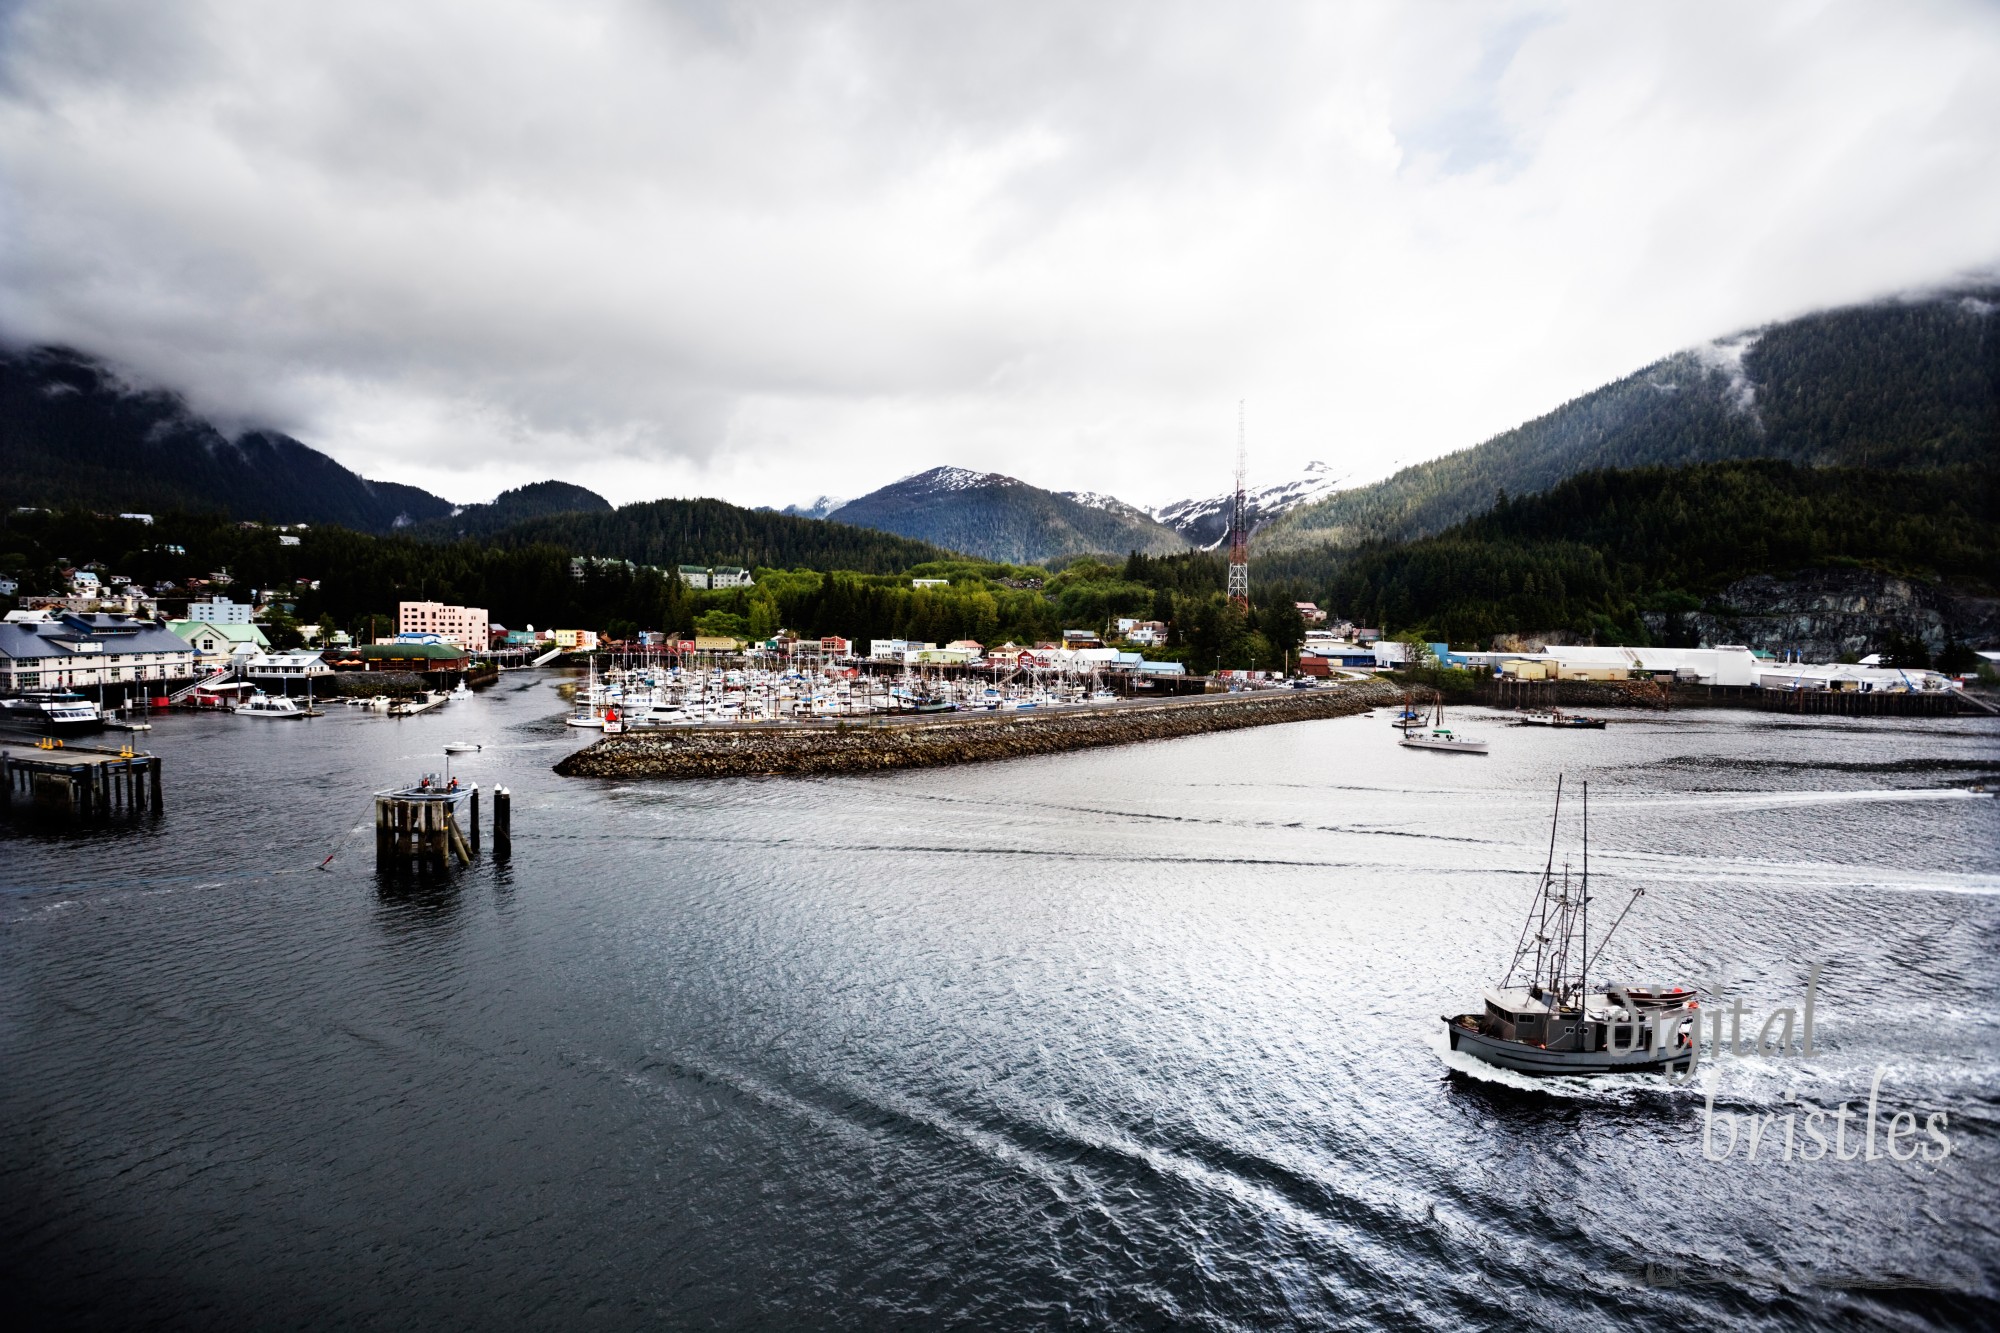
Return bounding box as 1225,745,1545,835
449,679,474,701
443,741,482,754
238,693,305,718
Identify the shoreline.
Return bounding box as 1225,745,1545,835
554,680,1403,780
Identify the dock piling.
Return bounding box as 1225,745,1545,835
494,786,511,855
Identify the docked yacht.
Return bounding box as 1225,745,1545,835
1,689,105,734
1443,779,1697,1076
238,693,305,718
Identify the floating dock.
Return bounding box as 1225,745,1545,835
1,740,163,815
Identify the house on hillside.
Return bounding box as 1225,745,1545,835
169,618,270,669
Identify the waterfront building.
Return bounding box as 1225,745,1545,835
169,618,270,669
245,649,335,681
0,612,197,692
356,643,470,674
820,636,852,658
397,600,490,649
189,595,254,624
551,629,600,651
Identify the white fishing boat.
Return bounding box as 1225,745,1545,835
238,693,305,718
1518,709,1607,729
449,678,474,700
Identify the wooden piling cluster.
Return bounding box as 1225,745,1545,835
1,742,163,817
374,784,482,870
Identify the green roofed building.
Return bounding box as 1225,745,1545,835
357,642,470,673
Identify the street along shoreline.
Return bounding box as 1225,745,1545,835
554,679,1404,780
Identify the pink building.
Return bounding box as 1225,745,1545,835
397,600,490,649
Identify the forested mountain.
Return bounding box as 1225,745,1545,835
0,344,454,532
828,466,1188,563
1271,460,1998,646
1265,288,2000,552
404,480,611,540
483,496,956,573
1154,460,1349,548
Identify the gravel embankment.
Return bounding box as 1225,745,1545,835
555,680,1402,780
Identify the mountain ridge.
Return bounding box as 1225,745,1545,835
1262,286,2000,554
824,465,1188,564
0,344,457,533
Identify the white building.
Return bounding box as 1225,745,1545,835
397,600,490,649
913,578,949,589
1538,645,1762,687
710,566,755,589
0,612,197,691
189,596,255,625
1756,662,1958,693
245,649,335,680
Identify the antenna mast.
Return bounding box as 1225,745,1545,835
1227,400,1249,609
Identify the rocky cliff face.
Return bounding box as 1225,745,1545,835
1641,568,1999,660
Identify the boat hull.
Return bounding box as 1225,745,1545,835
1401,736,1488,753
1443,1017,1692,1076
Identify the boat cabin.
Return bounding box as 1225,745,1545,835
1481,987,1589,1051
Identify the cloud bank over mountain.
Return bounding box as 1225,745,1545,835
1,0,1995,509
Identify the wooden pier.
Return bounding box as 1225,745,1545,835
1,740,163,816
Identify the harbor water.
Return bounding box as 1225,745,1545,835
3,674,1997,1329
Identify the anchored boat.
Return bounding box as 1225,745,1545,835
1518,709,1607,729
1399,697,1488,753
1443,778,1695,1076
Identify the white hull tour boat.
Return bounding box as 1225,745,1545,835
1444,778,1696,1076
1518,709,1607,729
238,693,305,718
2,689,105,734
1399,697,1487,753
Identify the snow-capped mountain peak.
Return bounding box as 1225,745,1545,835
1151,460,1351,549
1058,490,1156,523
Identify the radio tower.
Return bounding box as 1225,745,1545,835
1226,400,1250,609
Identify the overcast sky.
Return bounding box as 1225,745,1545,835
2,1,1996,511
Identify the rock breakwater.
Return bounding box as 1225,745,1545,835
555,681,1401,780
